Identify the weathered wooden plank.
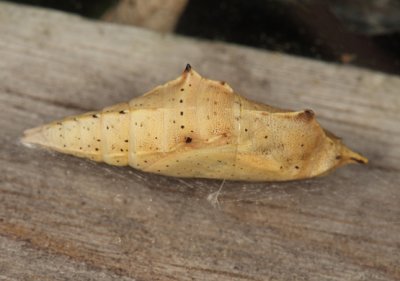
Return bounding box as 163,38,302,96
0,2,399,281
102,0,188,32
0,235,135,281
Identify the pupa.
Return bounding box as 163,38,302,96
22,64,367,181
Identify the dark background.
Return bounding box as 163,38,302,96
5,0,400,75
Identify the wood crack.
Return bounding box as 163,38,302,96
4,87,92,112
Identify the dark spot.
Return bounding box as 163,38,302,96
244,128,248,132
119,110,126,114
184,64,191,72
97,139,101,142
301,144,304,147
79,147,82,150
120,149,124,152
173,120,176,124
95,148,99,151
180,111,184,116
179,99,183,103
125,139,129,142
305,109,314,116
106,126,109,130
180,88,184,92
299,109,315,121
185,137,192,143
181,125,185,129
63,144,66,147
144,160,148,163
336,155,342,160
154,137,158,139
264,135,268,139
280,166,283,169
92,114,98,118
295,166,299,169
220,81,226,85
189,84,192,87
165,165,169,167
214,101,218,105
56,122,62,125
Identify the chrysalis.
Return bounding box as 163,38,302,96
22,64,367,181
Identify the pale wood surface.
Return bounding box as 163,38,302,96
0,2,399,281
102,0,188,32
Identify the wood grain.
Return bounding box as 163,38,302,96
102,0,188,32
0,2,399,280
